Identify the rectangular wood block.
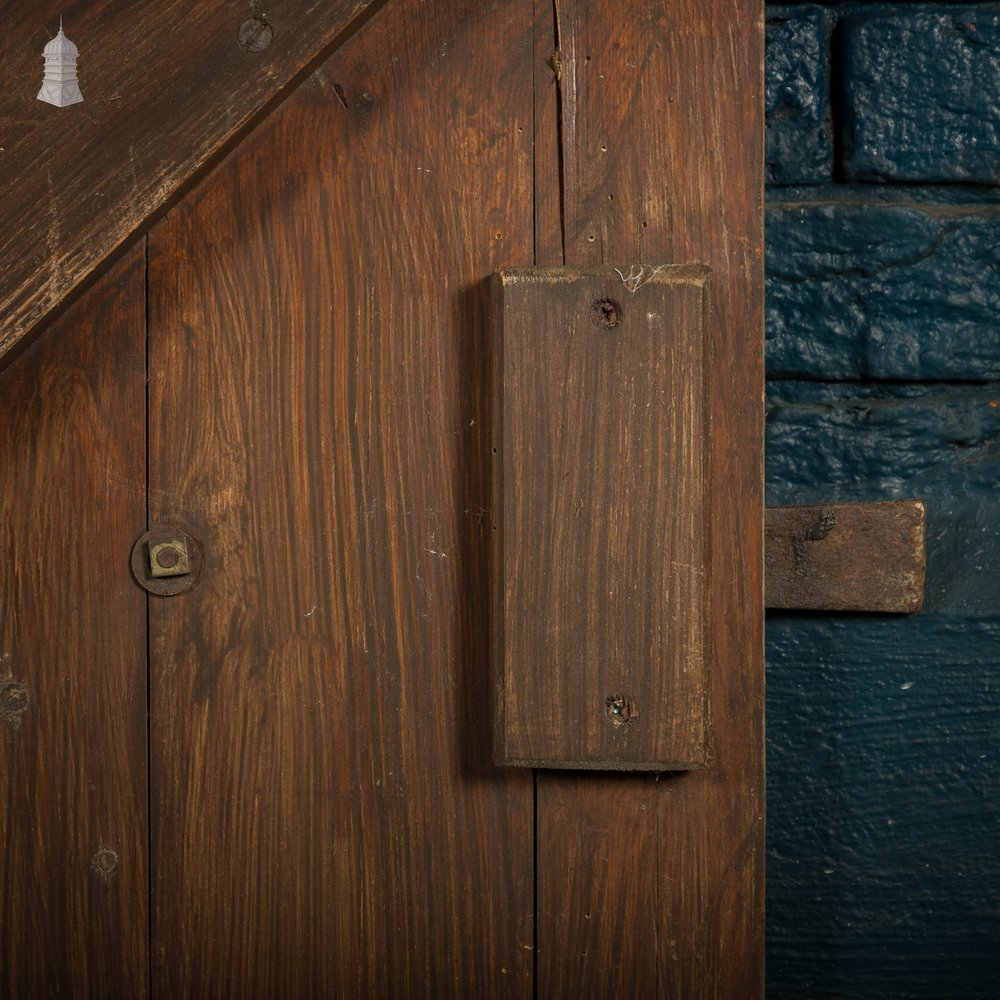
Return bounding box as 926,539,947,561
765,500,926,612
492,265,712,769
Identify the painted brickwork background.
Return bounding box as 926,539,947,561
765,4,1000,997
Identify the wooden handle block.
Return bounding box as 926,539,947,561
492,265,712,770
765,500,926,612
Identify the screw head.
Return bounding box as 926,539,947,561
605,694,637,728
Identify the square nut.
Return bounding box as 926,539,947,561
149,539,190,578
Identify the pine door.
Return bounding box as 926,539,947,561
0,1,764,995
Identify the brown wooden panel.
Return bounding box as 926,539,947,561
147,1,534,994
537,773,661,995
0,0,384,366
765,500,926,612
534,0,765,995
0,247,147,996
493,265,711,769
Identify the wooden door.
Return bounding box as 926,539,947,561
1,1,763,996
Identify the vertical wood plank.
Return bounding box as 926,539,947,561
535,0,765,995
147,0,535,994
0,247,148,997
493,265,712,769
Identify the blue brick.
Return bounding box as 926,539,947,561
844,7,1000,182
766,202,1000,380
766,5,834,185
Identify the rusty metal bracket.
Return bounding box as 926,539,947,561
765,500,926,613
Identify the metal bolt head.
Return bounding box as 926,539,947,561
132,526,202,596
149,539,190,578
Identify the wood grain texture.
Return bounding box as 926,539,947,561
0,247,147,996
493,265,711,769
0,0,384,366
534,0,765,995
766,501,926,612
147,1,534,994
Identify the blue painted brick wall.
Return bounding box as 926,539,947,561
766,6,834,184
765,4,1000,998
844,7,1000,183
767,203,1000,379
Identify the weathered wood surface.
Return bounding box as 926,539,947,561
533,0,765,996
766,501,926,612
0,247,148,996
147,0,534,993
493,265,712,769
0,0,384,367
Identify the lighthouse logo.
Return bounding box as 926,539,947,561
38,19,83,108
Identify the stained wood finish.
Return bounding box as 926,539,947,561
533,0,765,995
147,1,535,994
765,500,926,612
0,247,147,996
0,0,384,366
493,265,712,769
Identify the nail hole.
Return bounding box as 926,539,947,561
591,298,621,330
